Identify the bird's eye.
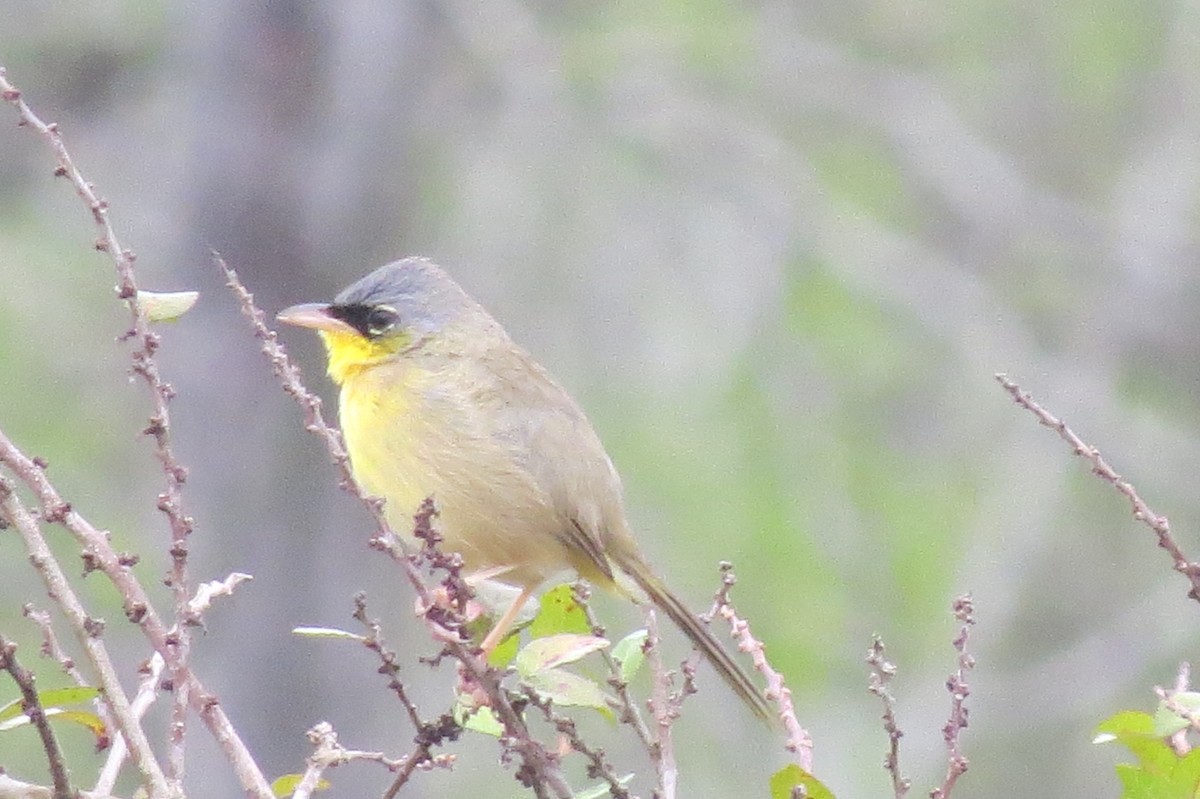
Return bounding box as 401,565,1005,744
366,305,399,337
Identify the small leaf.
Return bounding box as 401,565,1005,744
576,774,635,799
769,764,837,799
1154,692,1200,738
1095,710,1155,744
524,667,612,716
0,686,100,722
529,584,590,638
49,709,108,746
292,626,365,642
1094,711,1178,774
453,696,504,737
515,634,609,677
611,630,648,683
0,706,108,748
137,290,199,322
271,773,330,797
487,630,520,668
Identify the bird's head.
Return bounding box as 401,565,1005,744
277,258,471,384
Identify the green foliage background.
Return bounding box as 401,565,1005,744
2,1,1198,797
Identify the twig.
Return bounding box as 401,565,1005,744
711,563,813,771
350,592,465,798
572,583,656,756
930,594,974,799
995,374,1200,603
866,637,910,799
0,635,73,799
0,475,171,798
94,653,166,796
0,65,197,782
292,722,406,799
185,573,253,621
0,435,273,799
219,255,573,798
23,603,116,745
642,609,677,799
379,745,456,799
525,691,633,799
351,594,427,731
1156,662,1195,756
368,526,571,799
0,773,121,799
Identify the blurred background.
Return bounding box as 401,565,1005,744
2,1,1199,796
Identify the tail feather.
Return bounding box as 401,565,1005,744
616,555,774,722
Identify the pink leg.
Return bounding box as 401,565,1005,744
479,584,536,654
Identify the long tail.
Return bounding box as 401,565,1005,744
615,554,774,722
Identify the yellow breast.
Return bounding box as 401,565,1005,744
335,351,570,588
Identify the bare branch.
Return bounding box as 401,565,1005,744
0,635,74,799
642,609,678,799
525,691,632,799
866,637,910,799
0,475,171,798
572,582,656,759
292,722,405,799
996,374,1200,603
219,255,573,797
1156,662,1196,756
23,603,117,746
95,653,166,796
0,434,273,799
185,573,254,621
930,594,975,799
711,563,813,771
0,65,198,783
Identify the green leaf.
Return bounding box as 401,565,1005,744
0,706,108,747
271,773,330,797
769,764,837,799
1095,711,1180,774
524,667,612,716
48,709,108,746
611,629,648,683
487,630,521,668
291,626,366,642
0,686,100,722
137,290,199,322
453,695,504,737
529,584,590,638
1154,693,1200,738
515,634,609,677
1096,710,1156,741
576,774,635,799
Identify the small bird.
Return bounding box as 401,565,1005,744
278,258,771,720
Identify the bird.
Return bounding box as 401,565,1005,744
277,257,771,720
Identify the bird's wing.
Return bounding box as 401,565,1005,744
482,346,626,583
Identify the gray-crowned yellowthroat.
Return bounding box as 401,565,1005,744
278,258,771,720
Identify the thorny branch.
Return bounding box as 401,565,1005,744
525,691,632,799
996,374,1200,603
1156,662,1197,757
0,636,74,799
0,472,173,798
219,255,573,798
930,595,974,799
572,583,657,759
0,430,273,799
642,610,679,799
0,67,197,779
350,593,462,798
866,637,910,799
711,563,813,771
291,722,440,799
